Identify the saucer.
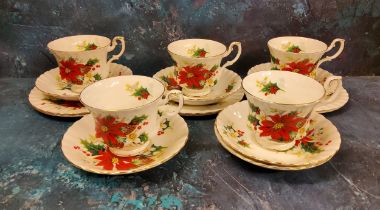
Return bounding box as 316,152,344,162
61,113,188,175
36,63,133,101
153,66,242,106
214,126,334,170
29,87,89,117
247,63,349,113
215,100,341,167
168,88,244,116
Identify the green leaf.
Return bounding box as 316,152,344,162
210,64,219,72
80,139,105,155
248,114,260,125
271,66,279,70
301,142,321,153
86,58,99,66
94,73,102,81
138,133,149,142
157,110,163,117
130,115,148,125
214,80,218,85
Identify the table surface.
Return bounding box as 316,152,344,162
0,77,379,210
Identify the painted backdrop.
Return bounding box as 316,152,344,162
0,0,379,77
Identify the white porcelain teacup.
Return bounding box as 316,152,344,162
268,36,344,96
168,39,242,97
243,71,327,151
80,75,183,157
48,35,125,93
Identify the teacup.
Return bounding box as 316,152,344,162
80,75,184,157
167,39,241,97
242,71,326,151
268,36,344,96
48,35,125,93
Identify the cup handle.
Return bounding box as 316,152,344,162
221,42,242,69
159,90,184,118
323,75,342,103
314,38,345,70
107,36,126,64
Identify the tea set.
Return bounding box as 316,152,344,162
29,35,347,173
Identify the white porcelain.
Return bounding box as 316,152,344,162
48,35,125,92
153,66,242,105
215,101,341,166
268,36,344,96
80,75,184,157
214,126,335,170
61,113,188,175
168,88,245,116
247,63,349,113
28,87,89,117
36,63,132,101
167,39,241,97
243,71,326,151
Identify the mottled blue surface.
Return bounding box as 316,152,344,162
0,77,379,209
0,0,380,77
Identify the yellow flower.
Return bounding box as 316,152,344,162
128,133,137,140
86,72,93,79
207,79,214,85
299,127,305,134
230,132,237,138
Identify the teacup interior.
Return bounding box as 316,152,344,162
268,36,327,53
80,76,164,110
48,35,110,52
168,39,226,57
243,71,325,104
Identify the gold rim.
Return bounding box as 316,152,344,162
47,35,112,53
61,115,189,175
242,71,325,106
215,101,341,167
267,36,328,54
214,125,334,170
29,88,88,117
79,75,165,112
167,38,228,59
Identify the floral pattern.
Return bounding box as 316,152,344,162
57,57,101,88
225,81,236,93
160,74,180,90
75,135,166,171
248,103,306,143
223,125,250,147
246,103,324,153
125,82,151,100
76,41,98,51
286,45,301,53
95,115,148,148
281,59,315,76
187,45,208,58
178,64,218,89
256,76,282,96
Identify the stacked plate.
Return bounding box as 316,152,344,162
215,101,341,170
29,63,133,117
154,66,244,116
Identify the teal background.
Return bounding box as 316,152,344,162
0,0,379,76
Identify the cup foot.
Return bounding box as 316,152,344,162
109,140,151,157
255,135,295,151
182,87,211,97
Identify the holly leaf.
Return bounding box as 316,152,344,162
80,139,105,155
138,133,149,142
94,73,102,81
130,115,148,125
301,142,321,153
86,58,99,66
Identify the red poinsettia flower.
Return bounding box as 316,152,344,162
59,58,86,84
95,116,128,148
178,65,210,89
95,149,137,170
259,113,304,142
295,129,314,146
281,59,315,76
270,86,279,94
